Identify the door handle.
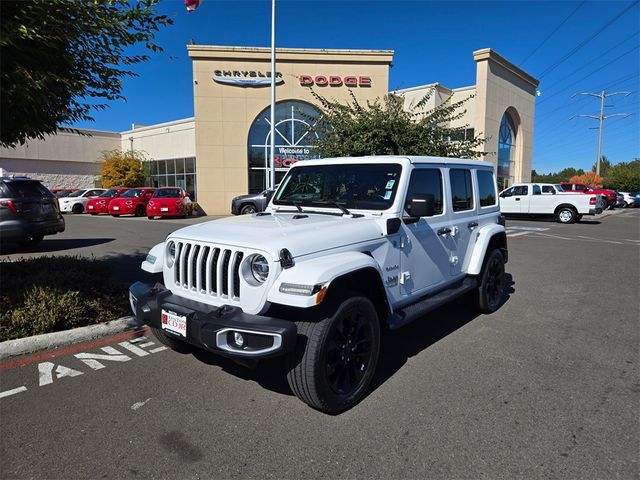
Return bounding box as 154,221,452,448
437,227,452,236
515,198,520,201
467,222,478,229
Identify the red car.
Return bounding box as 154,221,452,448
86,188,129,215
146,187,193,219
108,187,155,217
559,183,618,210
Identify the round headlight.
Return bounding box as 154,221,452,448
166,241,176,267
250,254,269,283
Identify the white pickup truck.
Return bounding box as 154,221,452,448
499,183,603,223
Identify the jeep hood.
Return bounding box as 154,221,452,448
167,213,384,258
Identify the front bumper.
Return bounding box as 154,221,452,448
129,282,297,359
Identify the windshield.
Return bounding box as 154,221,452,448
120,189,143,198
68,189,88,197
274,163,403,211
154,188,181,198
99,189,120,198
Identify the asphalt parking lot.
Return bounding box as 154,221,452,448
1,210,639,479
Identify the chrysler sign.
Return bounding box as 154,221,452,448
213,69,284,88
299,75,371,87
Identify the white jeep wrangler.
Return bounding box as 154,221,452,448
130,156,508,413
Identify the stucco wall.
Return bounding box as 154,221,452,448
120,118,195,160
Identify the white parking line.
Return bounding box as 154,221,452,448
0,386,27,399
507,232,529,238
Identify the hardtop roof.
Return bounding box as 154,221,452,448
296,155,494,168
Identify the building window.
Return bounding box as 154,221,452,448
144,157,197,199
498,112,516,190
247,100,321,193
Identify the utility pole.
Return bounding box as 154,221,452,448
269,0,276,190
572,91,633,176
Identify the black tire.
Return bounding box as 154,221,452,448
16,234,44,247
475,249,506,314
90,213,98,216
286,296,380,414
72,203,84,214
240,203,257,215
151,327,194,354
135,205,146,217
147,216,155,220
575,214,583,222
600,198,609,210
112,214,120,217
556,207,577,224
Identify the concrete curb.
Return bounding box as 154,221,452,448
0,316,145,360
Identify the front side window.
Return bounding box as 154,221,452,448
405,169,443,215
99,189,120,198
512,185,528,196
450,169,473,212
542,185,555,194
477,170,497,207
274,163,402,211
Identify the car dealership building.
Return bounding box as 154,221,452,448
0,46,538,215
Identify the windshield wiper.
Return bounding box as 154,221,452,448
311,201,363,217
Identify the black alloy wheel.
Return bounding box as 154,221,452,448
286,295,380,414
324,306,376,396
475,249,506,314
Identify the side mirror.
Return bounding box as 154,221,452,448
405,194,435,222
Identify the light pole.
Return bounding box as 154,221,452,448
269,0,276,190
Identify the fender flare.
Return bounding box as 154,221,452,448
141,242,164,273
465,224,506,275
267,251,384,308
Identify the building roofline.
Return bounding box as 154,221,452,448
120,117,195,134
188,45,394,56
58,126,121,138
391,82,453,94
473,48,539,88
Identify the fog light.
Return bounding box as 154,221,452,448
233,332,244,348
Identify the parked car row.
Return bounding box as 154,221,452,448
61,187,194,219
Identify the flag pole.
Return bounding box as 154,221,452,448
269,0,276,190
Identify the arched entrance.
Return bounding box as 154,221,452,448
497,111,517,190
247,100,321,193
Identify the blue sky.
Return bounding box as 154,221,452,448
74,0,639,174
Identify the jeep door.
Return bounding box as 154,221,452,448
446,168,478,278
399,167,450,297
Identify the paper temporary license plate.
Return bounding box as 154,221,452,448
160,207,169,212
161,309,187,337
113,206,119,211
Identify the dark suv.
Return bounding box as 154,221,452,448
231,188,276,215
0,176,65,247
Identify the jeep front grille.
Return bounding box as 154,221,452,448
173,242,244,300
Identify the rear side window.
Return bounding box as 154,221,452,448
533,185,541,195
5,181,51,198
405,169,443,215
542,185,555,194
450,169,473,212
477,170,497,207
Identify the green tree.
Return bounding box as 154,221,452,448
307,90,485,158
0,0,172,148
532,167,585,184
605,160,640,192
100,150,146,188
592,155,611,177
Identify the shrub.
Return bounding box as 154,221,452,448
0,256,130,341
100,149,146,188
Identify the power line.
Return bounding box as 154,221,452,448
537,45,639,105
537,0,638,79
571,90,634,175
520,1,586,66
537,30,637,95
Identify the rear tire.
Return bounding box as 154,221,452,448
90,213,98,216
286,296,380,414
151,327,194,354
576,214,583,221
112,214,120,217
147,216,155,220
556,207,577,224
475,249,505,314
135,205,145,217
72,203,84,214
600,198,609,210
